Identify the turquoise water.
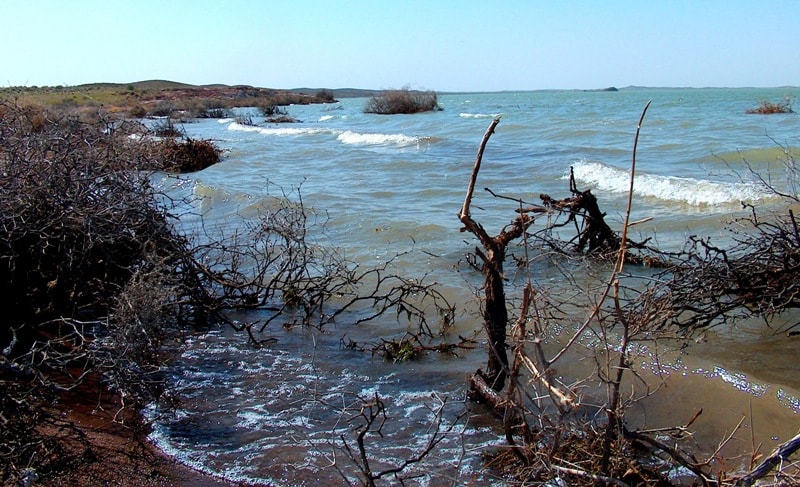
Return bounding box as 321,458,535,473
149,88,800,484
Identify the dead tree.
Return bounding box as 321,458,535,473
459,118,537,392
540,170,621,255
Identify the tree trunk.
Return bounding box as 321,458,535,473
482,247,509,391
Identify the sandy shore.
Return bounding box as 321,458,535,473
33,377,258,487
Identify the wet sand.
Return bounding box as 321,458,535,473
34,376,259,487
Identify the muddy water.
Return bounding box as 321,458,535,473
147,88,800,484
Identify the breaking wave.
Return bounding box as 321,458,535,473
227,122,332,136
227,122,426,147
337,130,428,147
459,112,501,118
570,160,771,206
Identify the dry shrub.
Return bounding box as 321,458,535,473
260,102,288,117
485,424,670,486
364,87,442,114
127,105,147,118
0,104,185,337
158,137,222,173
746,97,794,114
0,102,205,483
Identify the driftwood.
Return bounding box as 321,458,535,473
535,169,620,255
734,432,800,486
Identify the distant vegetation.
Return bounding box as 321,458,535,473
746,96,794,114
0,81,338,119
364,87,442,114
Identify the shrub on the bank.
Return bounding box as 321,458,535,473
0,102,211,482
129,104,147,118
364,87,442,114
159,137,222,172
315,88,336,102
0,103,199,348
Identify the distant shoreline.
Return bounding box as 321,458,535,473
3,80,797,98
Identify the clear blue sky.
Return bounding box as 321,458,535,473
3,0,798,91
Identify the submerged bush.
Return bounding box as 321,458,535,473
159,137,222,172
260,102,288,117
364,87,442,114
746,97,794,114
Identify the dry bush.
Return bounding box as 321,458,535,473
364,87,442,114
642,141,800,334
315,88,336,103
158,137,222,172
151,116,183,137
260,102,288,117
0,101,206,483
746,97,794,114
0,104,188,339
195,106,232,119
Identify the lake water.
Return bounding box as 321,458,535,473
146,88,800,485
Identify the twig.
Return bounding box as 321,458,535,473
460,117,501,220
550,464,631,487
624,428,711,485
548,100,651,365
734,431,800,486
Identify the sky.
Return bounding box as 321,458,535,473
3,1,798,92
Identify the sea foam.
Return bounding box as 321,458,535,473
459,112,501,119
337,130,421,147
570,160,770,206
227,121,331,136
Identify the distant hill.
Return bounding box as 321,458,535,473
76,80,196,91
66,82,379,99
0,80,337,117
288,87,385,98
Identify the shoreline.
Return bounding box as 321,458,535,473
36,376,252,487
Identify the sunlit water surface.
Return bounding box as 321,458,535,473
146,88,800,485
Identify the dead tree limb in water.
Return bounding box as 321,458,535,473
459,118,536,392
733,431,800,486
533,169,621,256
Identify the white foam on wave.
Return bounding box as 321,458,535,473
459,112,501,119
337,130,421,147
227,121,426,148
570,160,769,206
318,115,334,121
227,121,331,136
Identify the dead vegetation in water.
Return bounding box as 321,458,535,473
457,110,800,486
0,100,459,484
745,97,794,114
364,86,442,114
5,91,800,484
158,136,222,172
